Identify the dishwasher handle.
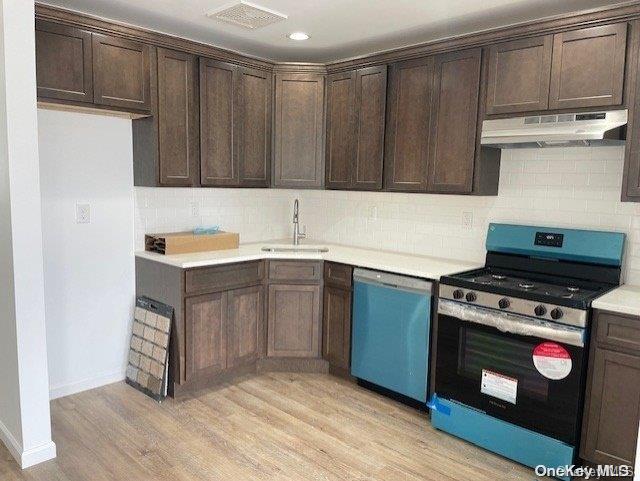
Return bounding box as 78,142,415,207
353,268,432,294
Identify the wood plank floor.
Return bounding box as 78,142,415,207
0,373,540,480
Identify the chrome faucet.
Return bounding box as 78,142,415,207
292,198,306,245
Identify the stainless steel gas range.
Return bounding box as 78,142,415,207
430,223,626,476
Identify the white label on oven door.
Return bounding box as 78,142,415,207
481,369,517,405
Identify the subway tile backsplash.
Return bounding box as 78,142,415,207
135,146,640,285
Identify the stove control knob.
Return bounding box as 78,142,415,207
452,289,464,300
498,298,510,309
465,292,477,303
550,308,564,320
534,305,547,317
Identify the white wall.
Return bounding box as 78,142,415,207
0,0,55,468
38,109,135,399
135,146,640,284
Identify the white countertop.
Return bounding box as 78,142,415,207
135,240,480,280
592,284,640,317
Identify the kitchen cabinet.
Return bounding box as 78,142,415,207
199,59,238,186
322,263,353,377
485,35,553,115
185,291,227,380
133,47,199,187
36,22,150,112
383,57,434,192
266,260,323,358
157,48,199,186
227,285,262,368
237,67,272,187
549,24,627,110
581,310,640,468
200,60,272,187
35,20,93,103
427,48,482,194
92,33,151,111
325,66,386,190
273,73,325,188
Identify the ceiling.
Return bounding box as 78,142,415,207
40,0,628,63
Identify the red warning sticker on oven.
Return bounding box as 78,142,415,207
533,342,572,380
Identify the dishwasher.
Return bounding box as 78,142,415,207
350,268,432,403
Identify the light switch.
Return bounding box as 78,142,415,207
76,203,91,224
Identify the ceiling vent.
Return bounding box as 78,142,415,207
207,1,288,29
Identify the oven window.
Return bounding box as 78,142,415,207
457,327,549,401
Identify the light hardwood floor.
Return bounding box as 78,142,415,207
0,373,539,480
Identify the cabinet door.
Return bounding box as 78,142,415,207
157,48,199,186
325,71,356,189
353,65,387,190
383,57,434,192
92,33,150,111
35,21,93,103
485,36,552,115
549,24,627,110
267,284,321,358
273,74,325,188
427,49,481,194
200,59,239,186
185,292,227,380
237,67,272,187
227,285,263,368
581,348,640,467
322,286,352,370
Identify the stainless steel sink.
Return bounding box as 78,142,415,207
261,246,329,253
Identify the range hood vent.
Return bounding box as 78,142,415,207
481,110,628,149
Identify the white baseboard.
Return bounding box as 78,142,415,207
49,369,126,400
20,441,56,468
0,418,56,468
0,417,23,466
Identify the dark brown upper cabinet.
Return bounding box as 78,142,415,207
133,47,199,187
237,67,272,187
157,48,199,186
200,60,272,188
273,73,325,189
383,57,434,192
35,20,93,103
427,48,482,194
549,24,627,110
325,66,387,190
92,33,151,111
325,71,356,189
200,59,238,186
485,35,553,115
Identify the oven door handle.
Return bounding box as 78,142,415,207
438,299,585,347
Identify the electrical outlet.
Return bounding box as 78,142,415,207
462,211,473,230
76,203,91,224
190,202,200,218
369,206,378,219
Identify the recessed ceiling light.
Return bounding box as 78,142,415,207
287,32,310,41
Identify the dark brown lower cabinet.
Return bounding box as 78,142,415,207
227,285,262,368
267,284,321,358
581,310,640,468
185,291,227,380
322,262,353,377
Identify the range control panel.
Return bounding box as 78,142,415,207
534,232,564,248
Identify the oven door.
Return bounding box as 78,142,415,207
435,299,587,445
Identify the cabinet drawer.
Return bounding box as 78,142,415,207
324,262,353,289
185,261,263,294
596,311,640,352
268,261,322,282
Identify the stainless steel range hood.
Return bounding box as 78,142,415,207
481,110,627,148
